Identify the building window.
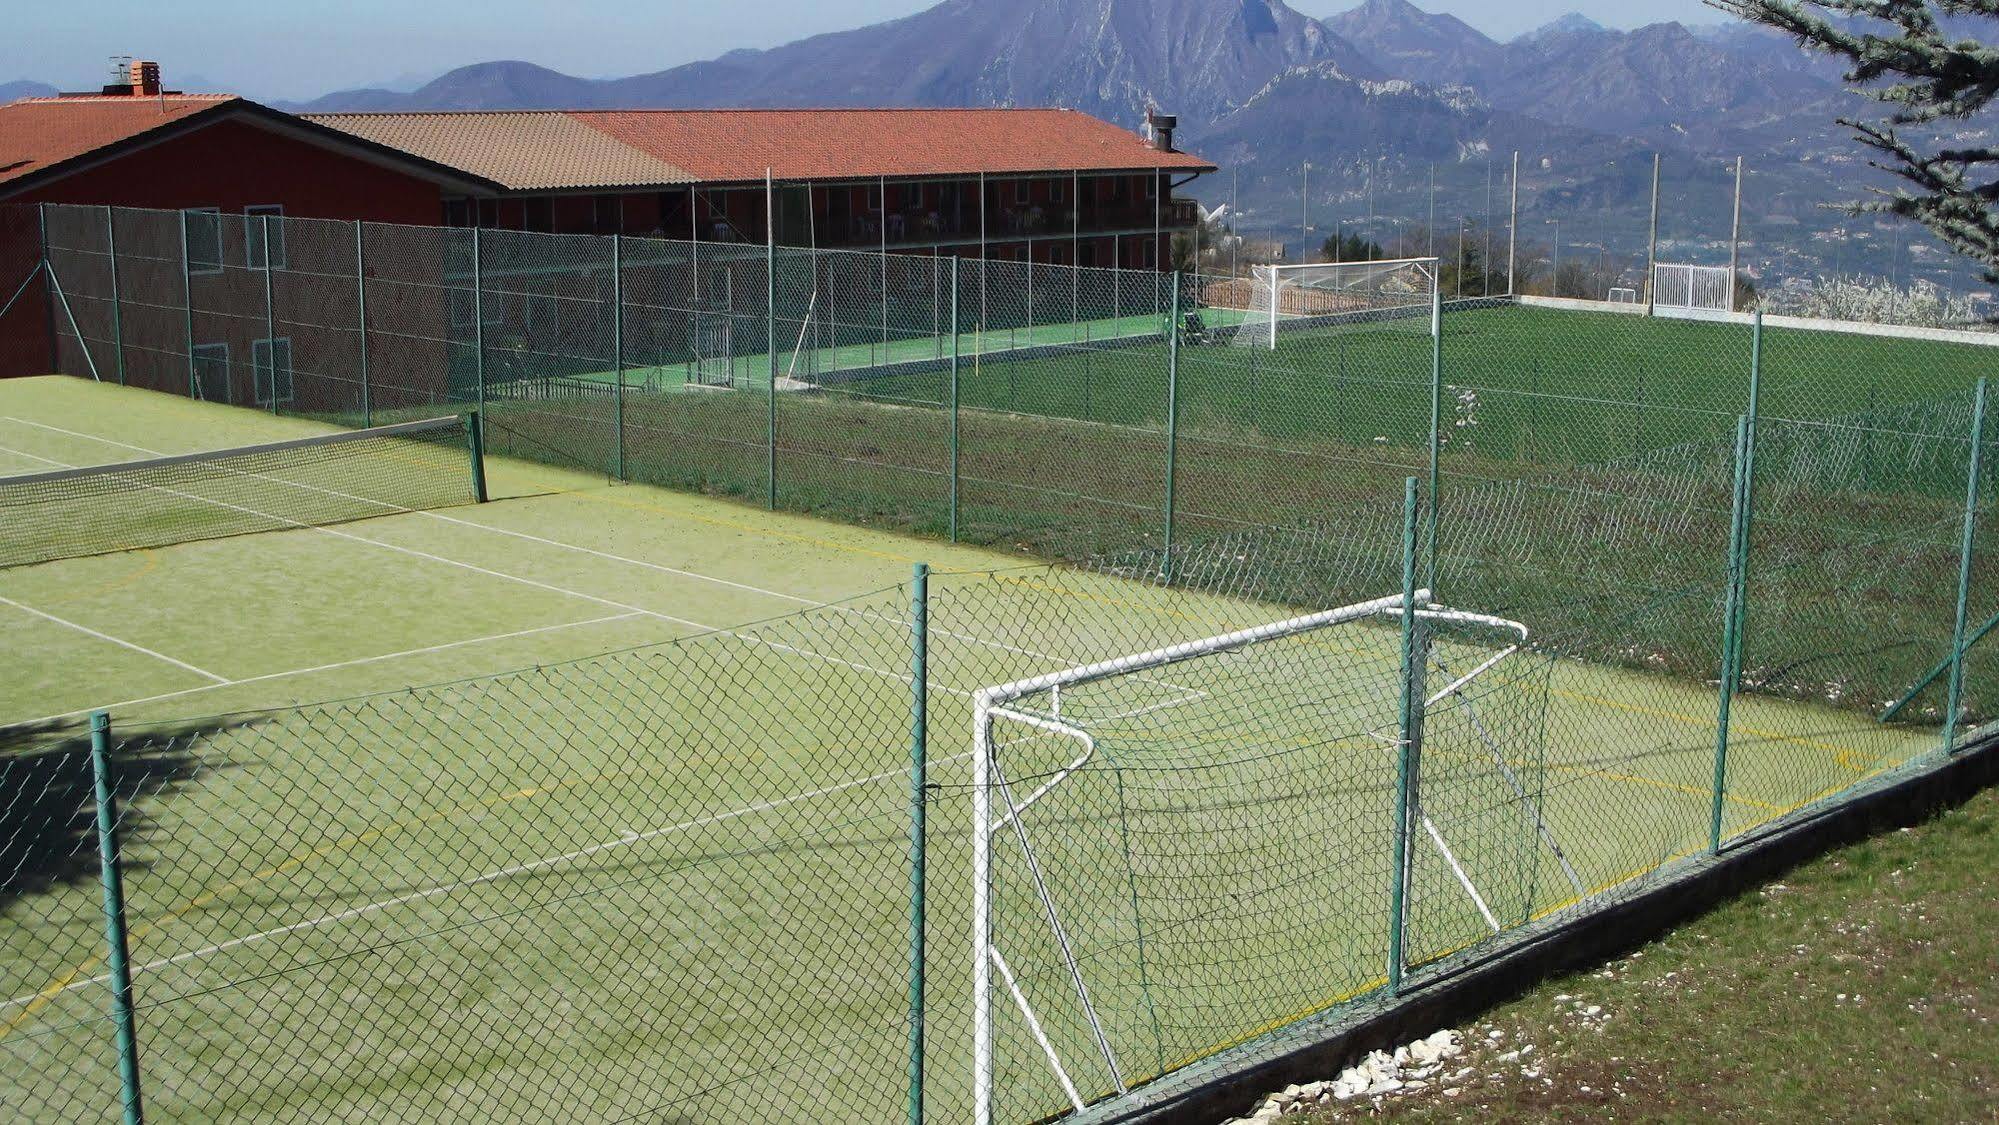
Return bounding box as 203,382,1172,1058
1143,174,1157,200
524,198,554,233
443,198,471,228
245,205,286,270
1142,238,1157,268
183,208,222,275
1048,243,1066,265
1015,179,1030,205
1050,179,1065,204
595,195,621,235
191,342,229,401
253,337,294,406
1105,177,1124,202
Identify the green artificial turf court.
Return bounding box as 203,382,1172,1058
0,370,1951,1122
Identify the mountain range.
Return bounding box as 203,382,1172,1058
7,0,1962,285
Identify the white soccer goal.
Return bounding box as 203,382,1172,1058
969,589,1576,1123
1653,263,1734,312
1607,287,1640,304
1225,258,1440,351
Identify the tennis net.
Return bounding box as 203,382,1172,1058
0,415,483,569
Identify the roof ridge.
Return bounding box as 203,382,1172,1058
304,106,1083,118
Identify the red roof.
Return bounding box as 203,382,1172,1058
307,107,1215,189
0,95,238,187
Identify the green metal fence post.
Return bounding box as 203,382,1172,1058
179,209,196,401
90,711,144,1125
464,410,488,504
38,203,57,377
1710,415,1753,853
1944,378,1989,753
355,221,371,427
105,206,126,386
612,233,627,482
906,561,930,1125
1389,476,1421,994
1425,283,1443,590
261,214,277,414
949,257,961,543
471,227,488,417
1162,272,1182,580
767,170,779,511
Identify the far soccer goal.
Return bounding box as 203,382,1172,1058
1225,258,1440,350
969,588,1576,1124
1607,286,1640,304
1653,263,1734,313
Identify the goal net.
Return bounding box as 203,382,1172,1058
1222,258,1440,351
1653,263,1733,313
970,590,1573,1123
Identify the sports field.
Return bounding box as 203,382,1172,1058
0,371,1944,1122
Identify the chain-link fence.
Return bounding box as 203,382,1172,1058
14,201,1999,1122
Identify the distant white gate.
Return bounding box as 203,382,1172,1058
1653,264,1733,312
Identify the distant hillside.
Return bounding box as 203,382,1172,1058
0,80,58,104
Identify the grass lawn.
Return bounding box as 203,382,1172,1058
1285,782,1999,1123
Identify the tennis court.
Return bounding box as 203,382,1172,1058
0,374,1061,729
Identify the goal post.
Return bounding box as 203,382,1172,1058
1224,258,1441,351
969,588,1568,1123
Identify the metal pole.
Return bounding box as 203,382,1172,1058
37,203,57,377
179,209,195,399
1507,151,1519,296
463,410,489,503
261,215,277,413
105,206,125,385
1645,153,1662,316
1710,415,1752,852
1389,477,1422,993
906,561,930,1125
1945,378,1990,753
1426,281,1442,590
470,226,487,417
767,170,779,510
950,257,961,542
355,221,371,426
1427,163,1436,261
90,711,145,1125
881,174,890,352
613,232,626,482
1230,167,1239,277
1728,156,1745,313
1300,163,1310,255
1162,273,1181,580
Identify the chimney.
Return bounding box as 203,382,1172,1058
130,60,161,97
1146,109,1178,154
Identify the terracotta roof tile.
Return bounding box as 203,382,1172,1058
0,95,237,187
307,111,695,190
303,107,1214,191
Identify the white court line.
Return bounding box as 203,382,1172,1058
0,593,228,684
12,612,643,728
0,748,975,1015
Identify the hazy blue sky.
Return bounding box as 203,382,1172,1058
5,0,1727,102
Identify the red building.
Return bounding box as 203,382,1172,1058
1,62,1213,379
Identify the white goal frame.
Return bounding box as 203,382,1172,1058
969,588,1568,1122
1241,258,1441,351
1652,263,1733,313
1607,287,1640,304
